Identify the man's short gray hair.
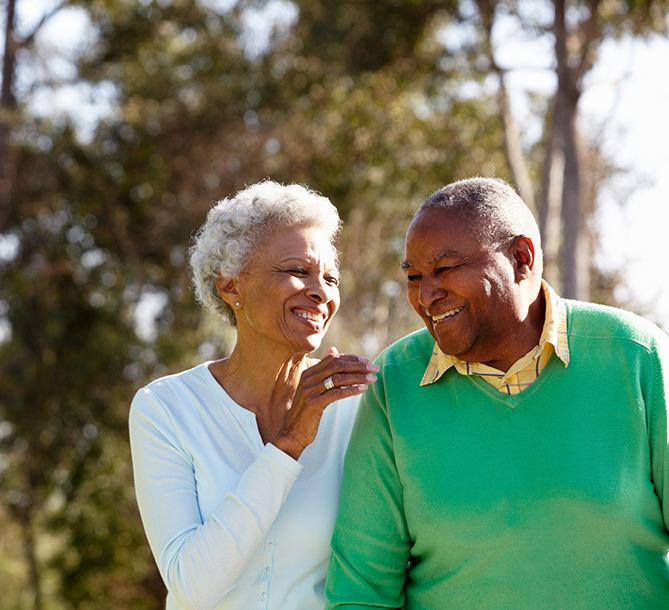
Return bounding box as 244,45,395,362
189,180,341,325
419,176,541,252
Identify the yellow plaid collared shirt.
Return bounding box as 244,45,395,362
420,280,570,395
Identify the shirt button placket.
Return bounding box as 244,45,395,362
258,523,277,610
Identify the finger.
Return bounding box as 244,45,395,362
302,352,375,379
318,380,374,403
326,356,379,375
320,350,370,366
334,352,369,363
303,363,377,392
323,354,377,371
321,371,377,392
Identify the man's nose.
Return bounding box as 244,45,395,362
418,276,445,308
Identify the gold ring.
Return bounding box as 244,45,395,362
323,376,336,391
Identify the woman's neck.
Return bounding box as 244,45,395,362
208,344,314,444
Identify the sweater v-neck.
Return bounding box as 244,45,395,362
462,352,564,410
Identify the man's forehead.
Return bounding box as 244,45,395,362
408,206,472,238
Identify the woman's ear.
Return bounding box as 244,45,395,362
215,276,242,309
513,236,536,281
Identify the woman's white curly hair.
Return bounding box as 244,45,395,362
189,180,341,325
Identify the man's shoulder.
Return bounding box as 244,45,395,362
375,327,435,370
566,300,667,347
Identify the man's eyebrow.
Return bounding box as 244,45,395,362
428,249,459,263
400,249,460,271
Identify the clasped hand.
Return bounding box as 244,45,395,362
272,348,379,460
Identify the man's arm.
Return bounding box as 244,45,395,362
647,327,669,528
326,371,411,609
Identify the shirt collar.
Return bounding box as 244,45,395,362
420,280,570,386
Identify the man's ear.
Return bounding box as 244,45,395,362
513,236,536,281
215,276,242,308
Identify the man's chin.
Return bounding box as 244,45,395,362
434,334,470,359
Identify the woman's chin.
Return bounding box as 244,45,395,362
296,332,326,354
304,338,324,353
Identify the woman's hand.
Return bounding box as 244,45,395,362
272,348,379,460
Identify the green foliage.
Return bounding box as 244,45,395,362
46,431,162,610
0,112,162,608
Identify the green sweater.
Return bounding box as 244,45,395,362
326,301,669,609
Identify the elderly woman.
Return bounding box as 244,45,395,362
129,181,378,610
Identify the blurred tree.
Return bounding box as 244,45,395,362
469,0,668,299
0,117,172,608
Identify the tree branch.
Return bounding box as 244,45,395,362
576,0,603,81
2,0,17,108
478,0,537,215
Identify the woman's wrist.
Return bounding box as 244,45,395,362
271,434,306,461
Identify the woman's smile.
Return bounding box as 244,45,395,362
292,307,329,330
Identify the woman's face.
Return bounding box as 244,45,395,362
234,225,340,357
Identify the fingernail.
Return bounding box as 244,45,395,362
365,375,377,382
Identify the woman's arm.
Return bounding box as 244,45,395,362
130,388,301,610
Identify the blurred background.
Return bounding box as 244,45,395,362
1,0,667,608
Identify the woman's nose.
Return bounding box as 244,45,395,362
307,276,328,303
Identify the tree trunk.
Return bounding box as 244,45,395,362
497,72,537,217
539,123,564,288
0,0,17,233
553,0,589,300
477,0,537,217
14,502,44,610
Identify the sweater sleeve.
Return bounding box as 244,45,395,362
325,368,410,609
129,387,302,610
647,328,669,530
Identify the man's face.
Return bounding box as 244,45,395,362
403,206,519,368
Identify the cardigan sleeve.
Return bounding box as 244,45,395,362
646,327,669,531
129,387,302,610
325,368,411,609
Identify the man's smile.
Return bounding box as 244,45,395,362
431,306,465,323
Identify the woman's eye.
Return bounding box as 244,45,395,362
289,268,307,275
326,276,339,286
406,275,420,284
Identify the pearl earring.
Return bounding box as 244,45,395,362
235,302,241,307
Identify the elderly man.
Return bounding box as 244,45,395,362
325,177,669,609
